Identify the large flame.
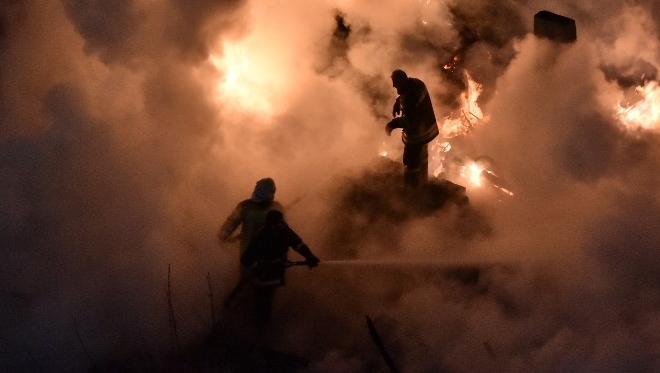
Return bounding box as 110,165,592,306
616,80,660,131
209,40,284,116
427,72,486,178
441,72,485,138
208,0,300,119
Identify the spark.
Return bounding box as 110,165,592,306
443,55,460,72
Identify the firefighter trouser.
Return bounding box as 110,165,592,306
253,285,277,327
403,143,428,188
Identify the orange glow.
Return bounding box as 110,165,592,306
458,158,514,196
441,72,485,138
427,72,487,181
207,1,309,118
616,81,660,131
461,160,484,186
428,141,451,177
379,141,389,157
209,41,283,116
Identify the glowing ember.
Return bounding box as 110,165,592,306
616,81,660,131
460,160,484,186
379,141,389,157
458,158,514,196
443,55,460,72
441,72,485,138
483,170,514,196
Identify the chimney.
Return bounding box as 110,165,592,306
534,11,576,43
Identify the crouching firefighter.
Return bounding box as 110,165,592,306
239,209,320,327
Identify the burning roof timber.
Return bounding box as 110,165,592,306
533,10,577,43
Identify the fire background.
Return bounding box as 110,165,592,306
2,0,660,371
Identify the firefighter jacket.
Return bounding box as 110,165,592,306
218,199,284,254
388,77,439,145
240,221,316,287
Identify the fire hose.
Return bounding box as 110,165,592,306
223,260,309,309
223,258,506,309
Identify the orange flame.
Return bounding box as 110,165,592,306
428,141,451,177
441,72,485,138
459,160,514,196
460,160,484,186
616,81,660,131
209,42,276,116
427,73,486,178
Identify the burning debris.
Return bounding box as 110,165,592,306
456,156,514,198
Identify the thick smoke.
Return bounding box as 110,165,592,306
2,0,660,372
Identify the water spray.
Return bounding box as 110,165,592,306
316,259,510,267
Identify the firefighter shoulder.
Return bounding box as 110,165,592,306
217,177,283,249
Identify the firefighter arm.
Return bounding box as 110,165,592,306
218,205,242,243
392,97,402,117
386,117,405,135
293,242,320,268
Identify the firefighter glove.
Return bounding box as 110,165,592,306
305,254,320,268
392,98,401,117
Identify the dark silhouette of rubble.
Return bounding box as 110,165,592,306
320,157,491,258
338,157,468,221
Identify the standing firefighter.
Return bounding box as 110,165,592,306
218,177,284,277
240,209,320,327
386,69,439,188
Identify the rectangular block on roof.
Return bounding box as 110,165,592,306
534,10,577,43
